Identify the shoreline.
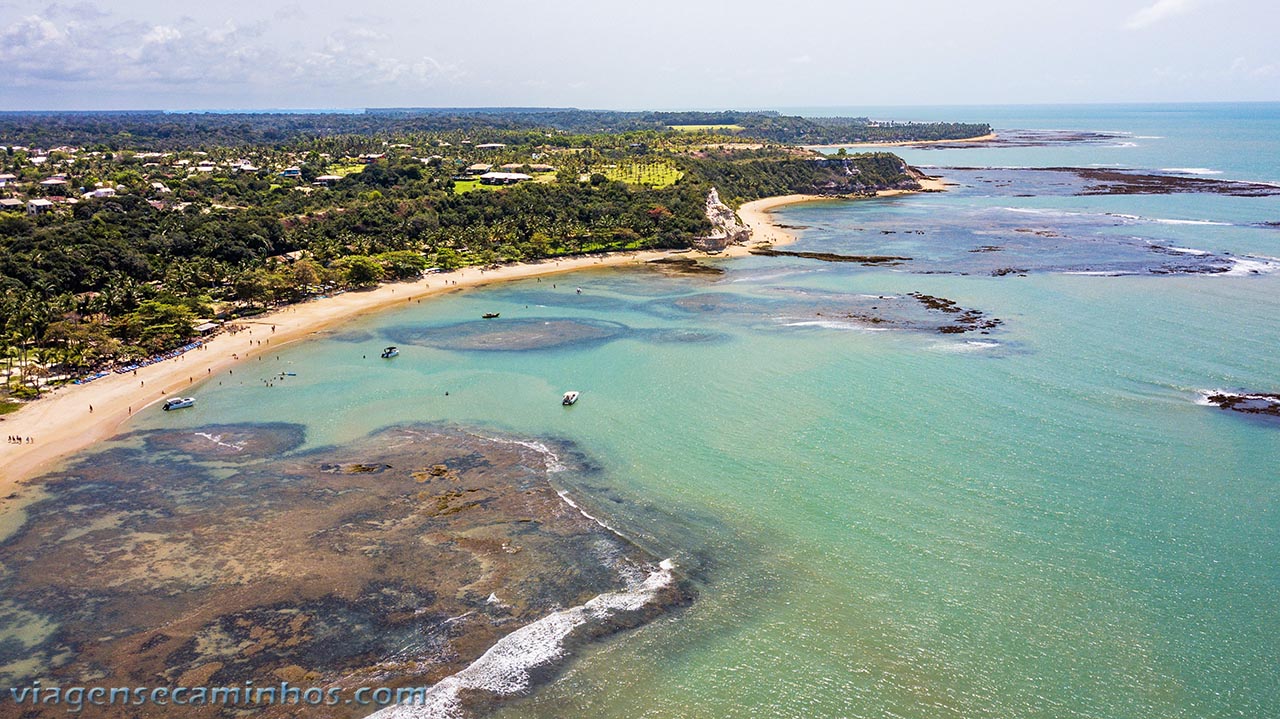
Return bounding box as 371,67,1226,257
0,249,680,488
803,132,997,150
0,180,945,489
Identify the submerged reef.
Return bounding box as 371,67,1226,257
387,318,631,352
0,422,686,718
646,288,1002,335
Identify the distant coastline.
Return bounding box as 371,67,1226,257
804,132,997,150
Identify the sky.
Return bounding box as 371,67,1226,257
0,0,1276,111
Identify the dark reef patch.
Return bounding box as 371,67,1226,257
644,256,725,276
643,328,734,345
387,317,632,352
0,423,686,718
908,129,1133,149
748,248,912,265
140,421,307,461
1203,392,1280,421
1062,167,1280,197
644,289,1002,335
777,183,1276,277
940,166,1280,198
322,329,378,344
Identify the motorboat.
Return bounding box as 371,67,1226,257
482,313,500,319
561,391,580,406
381,346,399,358
163,397,195,411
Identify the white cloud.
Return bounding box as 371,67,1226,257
1125,0,1201,29
1230,56,1277,78
0,7,462,104
142,25,181,45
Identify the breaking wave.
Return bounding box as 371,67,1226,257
368,559,677,719
1160,167,1224,175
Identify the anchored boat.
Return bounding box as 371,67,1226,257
561,391,580,406
163,397,195,411
381,346,399,358
482,313,500,319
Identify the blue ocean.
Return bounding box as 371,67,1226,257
3,103,1278,718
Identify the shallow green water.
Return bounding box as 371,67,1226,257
21,104,1280,717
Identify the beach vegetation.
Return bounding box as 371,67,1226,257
0,108,948,390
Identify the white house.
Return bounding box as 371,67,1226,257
478,171,532,186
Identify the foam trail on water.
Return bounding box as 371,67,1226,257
1161,167,1223,175
368,559,677,719
471,433,567,473
1220,257,1280,276
783,319,890,332
555,488,625,536
1111,213,1230,226
192,432,247,452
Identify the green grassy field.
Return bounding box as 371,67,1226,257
325,163,367,177
455,172,557,193
596,162,683,188
669,124,744,132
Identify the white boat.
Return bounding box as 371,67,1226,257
381,346,399,358
562,391,580,406
163,397,195,411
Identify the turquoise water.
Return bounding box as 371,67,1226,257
31,104,1280,717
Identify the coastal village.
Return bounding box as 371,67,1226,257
0,114,939,420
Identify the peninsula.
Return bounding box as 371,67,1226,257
1,108,960,485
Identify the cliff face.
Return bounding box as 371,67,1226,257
804,156,921,195
692,188,751,253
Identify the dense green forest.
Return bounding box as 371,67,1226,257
0,110,941,403
0,109,990,149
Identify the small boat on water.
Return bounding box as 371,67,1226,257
562,391,580,406
482,313,500,319
163,397,195,411
381,346,399,358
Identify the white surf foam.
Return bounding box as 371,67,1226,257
1220,257,1280,276
368,559,677,719
1193,390,1221,407
554,488,623,536
192,432,247,452
1151,218,1230,226
473,434,567,473
1161,167,1223,175
929,340,1000,353
783,319,889,332
1111,213,1230,227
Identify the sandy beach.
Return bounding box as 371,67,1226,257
0,182,943,489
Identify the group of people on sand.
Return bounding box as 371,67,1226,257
7,435,32,444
